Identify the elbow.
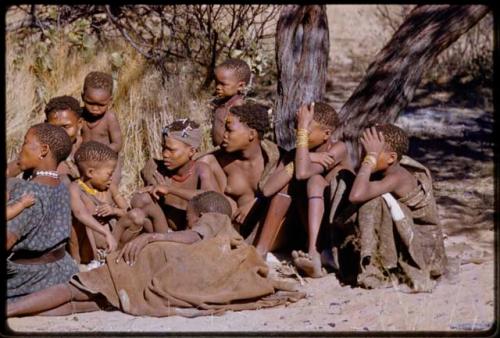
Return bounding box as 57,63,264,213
260,186,274,198
348,190,364,204
295,170,309,181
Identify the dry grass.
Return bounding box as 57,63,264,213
6,35,212,198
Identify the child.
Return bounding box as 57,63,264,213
80,71,123,185
196,58,251,192
285,102,353,277
348,124,446,291
7,123,78,304
215,103,280,242
70,141,131,266
6,191,35,221
130,119,219,233
7,95,83,183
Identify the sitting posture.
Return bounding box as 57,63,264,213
348,124,446,291
196,58,251,193
70,141,130,265
80,71,123,185
7,123,78,304
216,103,280,242
129,119,219,233
7,191,303,318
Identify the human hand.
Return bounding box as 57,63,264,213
95,204,116,217
360,126,386,157
150,184,169,200
233,198,257,225
19,193,36,208
296,102,315,130
116,233,152,266
310,152,335,169
104,231,118,253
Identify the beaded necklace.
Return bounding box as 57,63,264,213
77,179,98,196
171,160,195,183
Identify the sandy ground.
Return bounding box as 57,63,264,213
5,5,495,336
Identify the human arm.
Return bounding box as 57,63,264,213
95,184,129,218
140,159,160,186
294,103,346,180
107,112,123,153
69,184,117,252
116,230,202,265
260,159,293,197
349,127,400,203
6,193,36,220
6,159,22,178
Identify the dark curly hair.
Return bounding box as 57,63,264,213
216,58,252,84
83,71,113,95
74,141,118,169
229,103,270,139
188,191,232,218
30,123,72,163
313,101,340,129
374,124,409,160
44,95,82,118
162,118,200,135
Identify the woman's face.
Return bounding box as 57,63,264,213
162,136,194,171
18,129,44,171
221,115,252,153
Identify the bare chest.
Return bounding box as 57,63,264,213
82,118,111,145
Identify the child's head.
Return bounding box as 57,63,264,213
222,103,270,152
371,123,409,171
74,141,118,190
161,119,201,171
186,191,233,228
44,95,82,143
214,58,251,98
307,102,340,149
82,71,113,118
18,123,72,171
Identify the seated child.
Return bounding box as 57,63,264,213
197,58,251,192
70,141,131,266
80,71,123,186
129,119,219,233
348,124,446,291
7,123,78,304
275,102,354,278
7,95,83,183
215,103,280,242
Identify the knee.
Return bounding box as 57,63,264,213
130,192,153,209
127,208,147,226
307,175,327,195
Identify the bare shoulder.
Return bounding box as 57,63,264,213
105,110,119,121
195,160,211,175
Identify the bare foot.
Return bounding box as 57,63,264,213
292,250,326,278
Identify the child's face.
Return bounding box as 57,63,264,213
86,159,117,191
162,136,195,171
82,88,112,118
221,115,254,153
47,110,82,143
186,204,200,229
214,67,245,98
18,129,46,171
305,121,331,149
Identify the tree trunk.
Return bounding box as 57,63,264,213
334,5,490,165
274,5,329,151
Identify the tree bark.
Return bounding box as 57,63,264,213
274,5,329,151
334,5,490,165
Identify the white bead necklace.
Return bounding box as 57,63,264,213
30,170,60,180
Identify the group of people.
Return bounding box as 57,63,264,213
6,58,447,318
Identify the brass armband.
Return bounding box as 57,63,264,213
284,162,294,177
296,128,309,148
362,154,377,168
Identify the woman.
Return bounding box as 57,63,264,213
7,123,78,303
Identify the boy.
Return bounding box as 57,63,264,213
129,119,219,233
80,71,123,185
215,103,280,242
70,141,131,266
7,192,301,317
268,102,353,277
348,124,446,291
196,58,251,192
7,95,83,183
